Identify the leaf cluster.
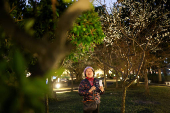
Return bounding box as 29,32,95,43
69,9,105,52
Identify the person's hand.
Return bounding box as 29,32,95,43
89,86,96,93
99,86,104,92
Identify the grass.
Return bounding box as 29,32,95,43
49,84,170,113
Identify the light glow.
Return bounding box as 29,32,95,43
56,83,61,89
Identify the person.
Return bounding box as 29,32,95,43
78,66,104,113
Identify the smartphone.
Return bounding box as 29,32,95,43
99,80,103,86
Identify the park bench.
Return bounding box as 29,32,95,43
165,81,170,86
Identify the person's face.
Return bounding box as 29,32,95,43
86,68,94,78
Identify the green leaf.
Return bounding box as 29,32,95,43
63,0,72,3
25,19,35,30
91,47,94,51
83,28,86,31
56,12,59,17
77,31,79,36
73,27,77,32
71,36,75,39
13,49,26,78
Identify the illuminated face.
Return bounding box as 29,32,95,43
86,68,94,78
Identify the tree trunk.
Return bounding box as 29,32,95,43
106,70,111,78
45,94,49,113
158,67,162,83
48,76,54,98
137,76,140,86
76,74,79,82
163,67,167,76
71,73,73,92
116,71,118,88
121,86,127,113
121,72,124,88
104,66,107,88
144,69,149,95
75,70,83,82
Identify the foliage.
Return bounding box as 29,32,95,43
0,49,48,113
67,8,105,62
92,0,170,112
70,9,104,47
119,0,170,68
0,0,94,113
63,7,105,79
94,0,170,85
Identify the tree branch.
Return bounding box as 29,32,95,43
0,0,92,75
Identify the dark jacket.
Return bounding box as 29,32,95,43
78,78,104,104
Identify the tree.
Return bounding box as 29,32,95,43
62,5,105,82
0,0,96,112
93,0,170,113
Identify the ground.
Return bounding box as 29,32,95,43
49,84,170,113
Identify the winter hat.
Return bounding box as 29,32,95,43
84,66,94,77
